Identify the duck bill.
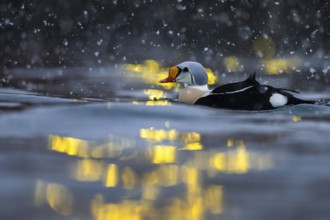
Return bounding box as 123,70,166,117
159,76,175,83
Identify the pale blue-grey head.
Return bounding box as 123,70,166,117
176,61,208,86
160,61,208,86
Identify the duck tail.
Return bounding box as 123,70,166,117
277,89,316,105
288,97,316,105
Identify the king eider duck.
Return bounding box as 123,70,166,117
159,61,315,110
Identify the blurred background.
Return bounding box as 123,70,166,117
0,0,329,71
1,2,330,220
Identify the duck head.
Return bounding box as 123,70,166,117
160,61,208,86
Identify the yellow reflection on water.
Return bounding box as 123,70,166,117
49,135,89,157
204,185,223,214
292,115,302,122
181,142,203,151
73,159,103,182
140,128,177,142
151,145,176,164
231,146,249,173
182,165,200,191
181,131,201,144
157,165,179,186
140,128,203,151
132,100,172,106
122,166,138,189
131,89,173,106
226,138,234,147
211,147,249,173
46,183,74,215
142,184,159,201
210,140,272,174
90,187,224,220
91,195,147,220
45,133,273,220
34,180,74,216
34,180,47,207
144,89,164,100
104,164,118,187
49,134,135,159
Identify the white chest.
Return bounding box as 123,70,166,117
178,86,209,104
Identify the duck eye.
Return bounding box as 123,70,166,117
183,67,189,72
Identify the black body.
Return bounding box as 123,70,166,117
195,74,315,110
211,72,259,93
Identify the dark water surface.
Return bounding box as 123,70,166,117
1,64,330,220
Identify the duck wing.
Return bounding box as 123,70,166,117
211,72,260,94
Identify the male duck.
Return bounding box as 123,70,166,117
159,61,315,110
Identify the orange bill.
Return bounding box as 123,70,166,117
159,66,180,83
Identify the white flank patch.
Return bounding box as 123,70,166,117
269,93,288,107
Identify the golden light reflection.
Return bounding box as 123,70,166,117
132,100,172,106
91,195,147,220
142,184,159,201
49,135,89,157
46,183,74,215
49,135,135,159
45,133,274,220
73,159,103,182
140,128,203,151
226,138,234,147
181,131,201,144
34,180,47,207
141,128,204,163
34,180,74,216
140,128,178,142
134,89,173,106
90,187,224,220
292,116,302,122
210,139,273,174
157,165,179,186
104,164,118,187
204,185,223,214
181,166,199,187
144,89,165,100
211,148,249,174
181,142,203,151
150,145,176,164
122,166,138,189
165,184,224,220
